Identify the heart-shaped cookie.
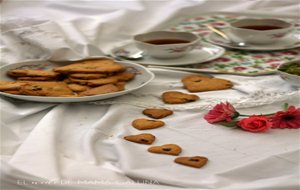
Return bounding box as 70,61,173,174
124,133,155,144
161,91,199,104
132,118,165,130
148,144,182,156
142,108,173,119
182,75,233,92
174,156,208,168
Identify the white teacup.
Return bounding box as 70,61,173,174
230,18,294,44
134,31,199,59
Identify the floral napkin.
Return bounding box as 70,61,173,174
168,14,300,75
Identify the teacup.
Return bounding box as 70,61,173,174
134,31,199,59
230,18,293,44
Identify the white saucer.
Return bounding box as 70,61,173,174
207,28,300,51
111,42,225,66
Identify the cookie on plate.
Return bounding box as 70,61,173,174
132,118,165,130
161,91,199,104
142,108,173,119
115,82,126,91
182,75,233,92
16,76,58,81
19,81,74,97
124,133,156,144
53,59,126,74
79,84,120,96
69,73,108,79
67,83,90,92
0,81,26,91
8,69,59,78
148,144,182,156
1,90,22,95
174,156,208,168
69,77,119,86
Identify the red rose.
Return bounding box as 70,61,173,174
204,102,238,123
270,63,280,68
195,17,205,20
184,26,194,29
233,66,247,71
217,57,231,62
211,22,225,26
266,59,279,63
252,55,265,58
270,106,300,129
237,115,271,133
282,51,298,56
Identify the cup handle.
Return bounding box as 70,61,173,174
189,41,201,50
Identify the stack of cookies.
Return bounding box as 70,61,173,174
0,59,136,97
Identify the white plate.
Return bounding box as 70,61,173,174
207,28,300,51
111,42,225,66
0,58,154,103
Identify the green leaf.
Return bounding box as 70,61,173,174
218,121,239,128
283,103,289,111
232,112,240,119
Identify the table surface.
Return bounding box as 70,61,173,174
1,1,300,190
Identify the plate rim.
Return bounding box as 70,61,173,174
207,30,300,51
0,58,155,103
110,41,225,66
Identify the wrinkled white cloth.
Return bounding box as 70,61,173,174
90,69,300,110
1,1,300,190
1,0,300,65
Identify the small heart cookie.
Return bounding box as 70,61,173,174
124,133,155,144
181,75,212,83
174,156,208,168
161,91,199,104
132,118,165,130
182,75,233,92
142,108,173,119
148,144,182,156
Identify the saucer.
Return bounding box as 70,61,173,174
207,28,300,51
111,42,225,66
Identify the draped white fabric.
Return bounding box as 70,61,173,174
1,1,300,190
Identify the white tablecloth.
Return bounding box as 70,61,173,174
1,1,300,190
